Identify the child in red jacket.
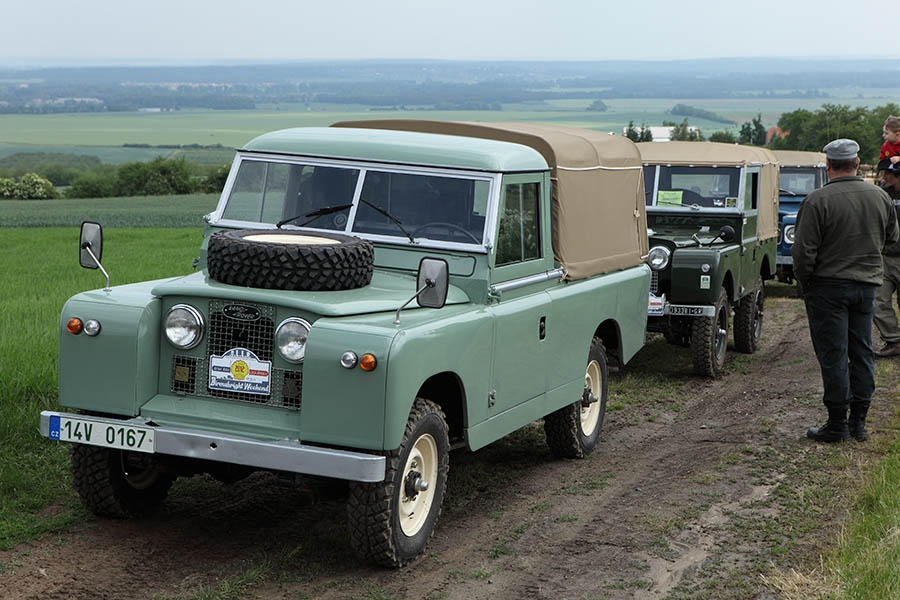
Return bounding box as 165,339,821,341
882,116,900,165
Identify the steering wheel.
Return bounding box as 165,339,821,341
412,222,481,243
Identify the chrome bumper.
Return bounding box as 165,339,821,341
40,410,386,482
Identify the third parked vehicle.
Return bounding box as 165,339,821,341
772,150,827,284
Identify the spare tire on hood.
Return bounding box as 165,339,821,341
207,229,374,291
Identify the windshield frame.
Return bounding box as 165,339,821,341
209,151,501,254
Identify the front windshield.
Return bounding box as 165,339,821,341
220,158,491,245
645,166,741,209
779,168,818,196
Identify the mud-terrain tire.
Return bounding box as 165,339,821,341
70,444,175,518
691,288,730,378
544,337,608,458
347,398,449,567
734,276,764,354
206,229,374,291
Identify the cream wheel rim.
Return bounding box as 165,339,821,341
399,433,438,536
581,359,603,434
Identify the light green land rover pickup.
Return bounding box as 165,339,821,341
41,120,650,566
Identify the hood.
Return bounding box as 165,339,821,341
151,270,470,317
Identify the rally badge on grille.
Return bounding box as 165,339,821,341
209,347,271,395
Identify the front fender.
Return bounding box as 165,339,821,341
669,247,734,304
58,280,172,415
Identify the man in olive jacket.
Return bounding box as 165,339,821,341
792,138,899,443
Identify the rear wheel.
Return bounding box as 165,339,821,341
544,338,608,458
347,398,449,567
70,444,174,518
691,288,730,377
734,277,764,353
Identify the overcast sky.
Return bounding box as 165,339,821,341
1,0,893,67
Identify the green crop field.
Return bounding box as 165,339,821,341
0,89,896,166
0,193,220,227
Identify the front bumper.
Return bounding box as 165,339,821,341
39,410,386,482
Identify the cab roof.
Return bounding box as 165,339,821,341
637,141,778,167
772,150,827,168
241,126,548,172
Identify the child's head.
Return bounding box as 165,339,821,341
884,116,900,144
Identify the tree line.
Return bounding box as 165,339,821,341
0,156,228,200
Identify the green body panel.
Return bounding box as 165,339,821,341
140,394,303,441
58,280,172,415
151,270,470,317
242,127,548,173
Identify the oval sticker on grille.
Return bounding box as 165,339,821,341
223,304,261,321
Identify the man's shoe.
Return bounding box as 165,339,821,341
807,420,850,443
875,341,900,358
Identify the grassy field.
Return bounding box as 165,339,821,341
0,225,205,549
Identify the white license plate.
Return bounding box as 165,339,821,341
668,305,706,316
49,416,155,453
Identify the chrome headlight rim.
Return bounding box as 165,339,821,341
276,317,311,364
164,304,204,350
783,225,796,244
647,245,671,271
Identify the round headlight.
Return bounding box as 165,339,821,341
165,304,204,349
276,317,311,363
647,245,671,271
783,225,796,244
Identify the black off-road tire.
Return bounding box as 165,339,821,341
207,229,374,291
544,338,608,458
734,276,764,354
691,288,730,378
347,398,449,567
70,444,175,518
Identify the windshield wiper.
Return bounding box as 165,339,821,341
276,203,353,228
778,188,799,197
358,198,415,243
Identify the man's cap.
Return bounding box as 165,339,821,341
877,158,893,172
822,138,859,160
887,162,900,176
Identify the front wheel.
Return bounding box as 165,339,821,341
733,277,764,353
691,288,730,377
544,337,608,458
70,444,175,518
347,398,449,567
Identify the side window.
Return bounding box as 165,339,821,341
743,171,759,210
496,182,540,266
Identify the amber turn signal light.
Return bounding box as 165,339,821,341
66,318,84,335
359,353,377,371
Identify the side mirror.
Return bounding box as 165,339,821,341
416,258,449,309
79,221,103,269
718,225,736,243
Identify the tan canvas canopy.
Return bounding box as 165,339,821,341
637,141,780,241
333,120,648,280
772,150,826,167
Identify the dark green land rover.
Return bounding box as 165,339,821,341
638,142,779,377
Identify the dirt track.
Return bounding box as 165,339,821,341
2,289,895,600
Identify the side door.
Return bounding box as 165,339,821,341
487,175,555,415
739,166,762,295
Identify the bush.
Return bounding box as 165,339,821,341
115,157,195,196
0,173,58,199
200,164,230,193
66,171,116,198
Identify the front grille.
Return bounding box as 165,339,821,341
168,299,303,410
650,270,659,294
